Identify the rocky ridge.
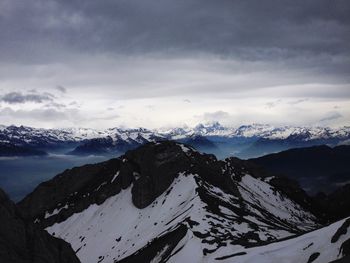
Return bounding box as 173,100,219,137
17,141,328,262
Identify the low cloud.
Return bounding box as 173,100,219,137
44,102,67,109
0,107,66,121
0,91,54,104
56,85,67,93
288,98,308,105
0,106,82,128
146,105,155,111
201,111,231,122
265,99,281,109
320,111,343,122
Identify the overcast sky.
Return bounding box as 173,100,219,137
0,0,349,129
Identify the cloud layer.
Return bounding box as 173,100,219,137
0,0,349,128
0,92,54,104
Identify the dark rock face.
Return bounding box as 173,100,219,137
340,238,350,257
18,158,123,227
126,141,244,208
332,218,350,243
126,142,192,208
131,176,153,208
307,252,320,263
0,188,80,263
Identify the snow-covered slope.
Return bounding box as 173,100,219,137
214,217,350,263
18,141,334,263
45,172,317,263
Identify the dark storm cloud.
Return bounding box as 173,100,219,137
0,92,54,104
1,0,349,66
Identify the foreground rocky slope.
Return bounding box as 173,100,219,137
17,141,336,262
0,188,79,263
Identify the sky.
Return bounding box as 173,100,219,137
0,0,349,129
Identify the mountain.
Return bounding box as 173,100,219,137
208,217,350,263
68,129,165,156
250,145,350,194
178,134,217,151
16,141,350,262
164,123,350,158
0,141,47,156
1,123,350,158
313,184,350,223
0,187,79,263
0,125,101,149
0,125,165,156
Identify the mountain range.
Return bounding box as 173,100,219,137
250,145,350,194
2,141,349,263
1,123,350,159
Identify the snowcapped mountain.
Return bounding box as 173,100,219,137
16,141,350,263
0,125,165,155
2,123,349,145
163,122,350,141
0,125,164,146
1,123,350,158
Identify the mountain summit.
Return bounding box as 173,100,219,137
16,141,350,262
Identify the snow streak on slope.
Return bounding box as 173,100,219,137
46,172,317,263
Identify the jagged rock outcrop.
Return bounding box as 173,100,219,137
0,188,80,263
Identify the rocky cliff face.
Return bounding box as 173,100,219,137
0,188,80,263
